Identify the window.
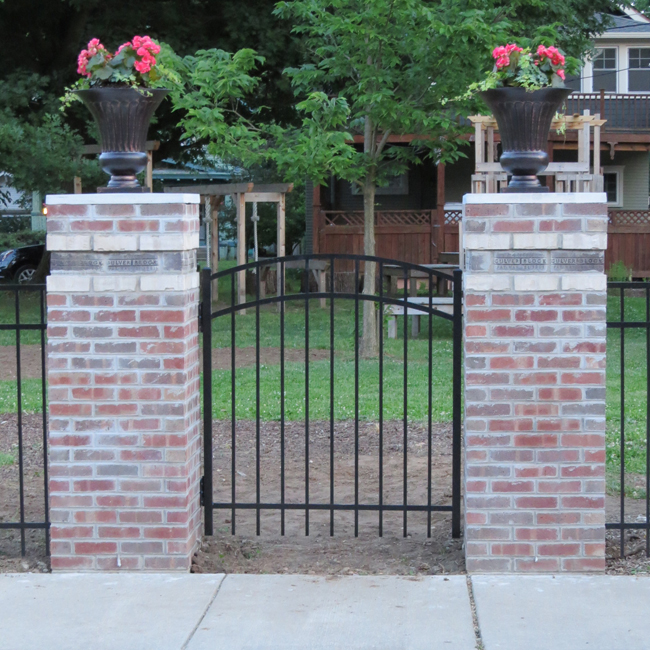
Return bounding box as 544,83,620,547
592,48,617,93
629,48,650,92
603,167,623,206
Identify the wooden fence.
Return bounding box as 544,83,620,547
316,209,460,269
608,210,650,277
316,208,650,278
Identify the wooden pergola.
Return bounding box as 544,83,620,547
469,112,606,193
167,182,293,308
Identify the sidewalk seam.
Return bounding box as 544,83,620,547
466,575,485,650
180,574,227,650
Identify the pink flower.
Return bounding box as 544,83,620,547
492,45,507,59
505,43,522,55
557,69,566,80
495,55,510,69
537,45,565,67
116,41,131,55
134,59,151,74
77,49,91,76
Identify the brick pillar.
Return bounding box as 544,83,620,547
462,193,607,573
45,193,201,571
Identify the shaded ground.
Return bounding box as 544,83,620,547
606,493,650,575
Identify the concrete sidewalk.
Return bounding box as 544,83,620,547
0,573,648,650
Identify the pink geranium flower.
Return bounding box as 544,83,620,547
76,34,160,82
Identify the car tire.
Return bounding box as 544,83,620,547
14,265,36,284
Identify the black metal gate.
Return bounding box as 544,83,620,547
0,283,49,557
606,281,650,559
200,254,462,539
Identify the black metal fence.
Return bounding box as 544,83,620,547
606,281,650,559
201,254,463,540
0,283,49,558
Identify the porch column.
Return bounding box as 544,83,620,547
462,192,608,573
45,193,202,571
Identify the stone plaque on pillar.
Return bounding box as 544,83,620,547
462,193,608,574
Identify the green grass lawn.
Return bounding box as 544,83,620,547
606,290,649,496
0,378,44,414
0,286,45,346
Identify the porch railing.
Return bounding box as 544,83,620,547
565,91,650,131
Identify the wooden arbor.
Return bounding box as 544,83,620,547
167,183,293,307
469,112,606,193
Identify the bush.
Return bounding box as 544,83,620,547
0,229,45,252
607,260,632,282
0,215,31,233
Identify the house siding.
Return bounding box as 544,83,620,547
615,151,649,210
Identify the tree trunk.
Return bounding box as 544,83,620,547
361,178,378,358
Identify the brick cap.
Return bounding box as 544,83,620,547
463,193,607,205
45,193,200,205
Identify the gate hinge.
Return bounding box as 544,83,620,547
199,475,205,506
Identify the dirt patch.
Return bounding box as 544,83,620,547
2,415,650,576
0,345,331,381
0,414,49,571
606,494,650,575
209,347,331,370
192,419,464,575
0,345,44,381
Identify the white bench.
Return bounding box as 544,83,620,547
385,297,454,338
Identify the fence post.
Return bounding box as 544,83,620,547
462,192,608,573
45,193,202,571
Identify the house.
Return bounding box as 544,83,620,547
0,172,46,233
308,10,650,276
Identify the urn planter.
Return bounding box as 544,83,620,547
479,86,572,193
76,87,168,191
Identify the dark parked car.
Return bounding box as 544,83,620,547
0,244,45,283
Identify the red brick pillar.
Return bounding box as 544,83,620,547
45,194,201,571
462,193,608,573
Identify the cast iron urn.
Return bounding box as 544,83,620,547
479,87,572,193
76,87,168,191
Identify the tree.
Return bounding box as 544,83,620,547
0,73,103,202
170,0,627,356
272,0,512,354
0,0,304,195
273,0,629,357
